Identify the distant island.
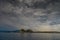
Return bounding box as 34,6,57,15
0,29,33,33
0,29,60,33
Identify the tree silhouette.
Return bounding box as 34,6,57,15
26,29,33,32
20,29,33,33
20,29,25,32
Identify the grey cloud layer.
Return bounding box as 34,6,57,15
0,0,60,31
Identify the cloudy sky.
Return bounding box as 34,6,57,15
0,0,60,31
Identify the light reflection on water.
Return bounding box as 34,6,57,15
0,33,60,40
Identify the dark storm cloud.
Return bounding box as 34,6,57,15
0,11,18,17
0,0,20,17
0,0,59,9
37,15,48,23
49,12,60,25
0,0,58,9
0,0,60,31
23,0,60,9
0,0,20,7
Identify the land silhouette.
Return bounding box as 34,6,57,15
0,29,60,33
0,29,33,33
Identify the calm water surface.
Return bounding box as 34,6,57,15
0,33,60,40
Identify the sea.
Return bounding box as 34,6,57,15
0,33,60,40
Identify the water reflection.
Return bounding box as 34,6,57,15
19,33,60,40
0,33,60,40
20,33,32,40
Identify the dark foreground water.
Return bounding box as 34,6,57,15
0,33,60,40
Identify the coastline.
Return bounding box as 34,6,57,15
0,31,60,33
